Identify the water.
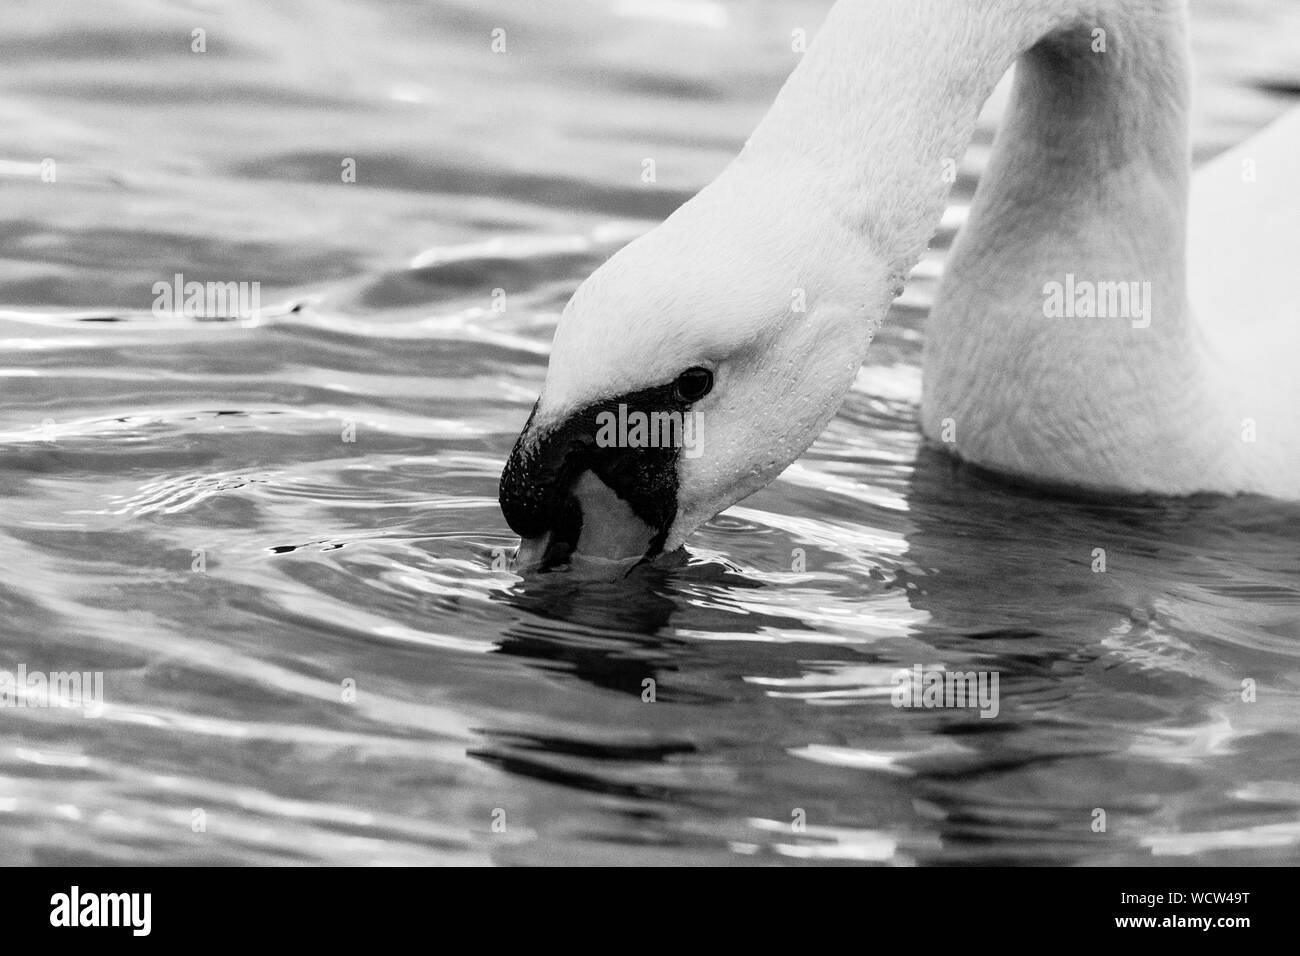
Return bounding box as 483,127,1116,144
1,0,1297,865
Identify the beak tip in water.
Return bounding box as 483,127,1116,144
510,532,648,580
512,533,558,572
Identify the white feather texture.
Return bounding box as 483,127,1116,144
535,0,1299,552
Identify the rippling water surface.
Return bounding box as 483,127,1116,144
2,0,1298,865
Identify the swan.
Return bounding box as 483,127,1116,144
499,0,1300,569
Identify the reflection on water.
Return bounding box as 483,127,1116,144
0,0,1297,864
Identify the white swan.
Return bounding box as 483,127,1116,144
500,0,1300,569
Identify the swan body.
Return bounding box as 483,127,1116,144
500,0,1300,567
920,2,1299,498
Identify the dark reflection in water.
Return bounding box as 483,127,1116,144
490,559,810,698
467,441,1300,864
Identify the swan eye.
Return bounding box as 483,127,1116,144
673,366,713,403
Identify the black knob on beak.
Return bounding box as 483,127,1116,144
498,384,692,568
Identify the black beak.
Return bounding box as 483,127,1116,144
499,383,692,570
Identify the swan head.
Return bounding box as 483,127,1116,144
500,171,896,571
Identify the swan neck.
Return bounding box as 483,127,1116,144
749,0,1190,277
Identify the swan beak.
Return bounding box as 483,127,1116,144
499,394,682,571
512,531,565,572
510,473,657,572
